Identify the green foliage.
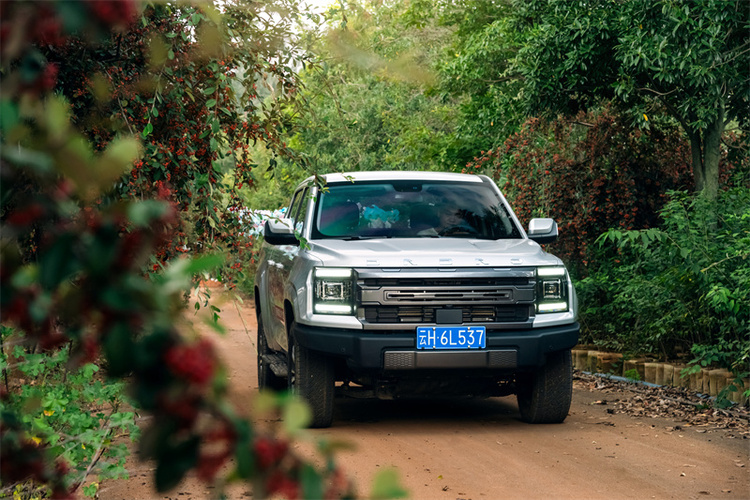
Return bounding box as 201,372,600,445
293,0,478,172
508,0,749,198
623,369,641,382
238,144,310,211
1,1,405,498
438,12,526,156
578,181,750,368
0,331,138,498
40,1,310,286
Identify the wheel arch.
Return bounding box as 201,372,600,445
254,286,262,315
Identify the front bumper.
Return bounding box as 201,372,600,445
292,322,579,372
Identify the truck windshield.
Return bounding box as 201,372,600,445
311,180,522,240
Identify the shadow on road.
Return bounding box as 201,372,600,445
332,395,521,428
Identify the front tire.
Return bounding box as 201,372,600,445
288,325,334,428
517,349,572,424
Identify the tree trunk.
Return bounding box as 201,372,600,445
702,108,724,201
688,106,724,201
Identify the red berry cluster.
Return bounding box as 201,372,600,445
195,421,236,482
266,470,301,500
164,339,216,386
85,0,137,29
252,433,354,499
254,436,289,470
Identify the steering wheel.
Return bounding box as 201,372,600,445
439,225,477,236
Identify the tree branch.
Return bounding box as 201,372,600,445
69,428,111,494
636,87,677,97
482,74,524,84
708,42,750,70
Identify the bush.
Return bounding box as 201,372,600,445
466,105,693,276
0,328,138,498
578,182,750,370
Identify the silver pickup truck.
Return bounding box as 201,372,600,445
255,171,579,427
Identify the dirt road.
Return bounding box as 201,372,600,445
102,291,749,500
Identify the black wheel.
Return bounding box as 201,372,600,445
257,315,285,391
287,325,334,428
516,349,572,424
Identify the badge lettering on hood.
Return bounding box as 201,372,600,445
403,258,416,266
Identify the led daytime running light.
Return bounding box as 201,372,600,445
315,268,352,278
538,267,566,277
314,304,353,314
538,302,568,313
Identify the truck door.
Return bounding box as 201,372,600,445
265,187,309,348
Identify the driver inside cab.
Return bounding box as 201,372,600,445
417,206,473,236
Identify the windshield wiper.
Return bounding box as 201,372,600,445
339,235,394,241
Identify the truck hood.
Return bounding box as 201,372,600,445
307,238,562,268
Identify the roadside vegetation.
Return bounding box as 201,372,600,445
244,0,748,402
1,0,747,498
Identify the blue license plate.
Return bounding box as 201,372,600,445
416,326,486,350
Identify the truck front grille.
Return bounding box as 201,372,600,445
363,305,530,324
361,277,530,287
356,268,536,327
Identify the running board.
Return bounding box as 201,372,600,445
262,353,289,378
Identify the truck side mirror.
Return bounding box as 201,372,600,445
264,219,300,246
528,218,558,244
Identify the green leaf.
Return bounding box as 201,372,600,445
141,122,153,138
0,99,19,133
184,254,225,275
370,468,408,500
155,436,200,492
206,99,217,108
45,95,72,141
82,482,99,498
91,135,142,195
127,200,170,227
233,419,254,479
282,397,311,434
316,438,357,456
300,464,323,500
38,232,78,290
103,322,136,377
1,145,54,173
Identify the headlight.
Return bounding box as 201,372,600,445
313,267,355,315
536,267,568,313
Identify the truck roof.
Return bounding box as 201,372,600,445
304,171,486,186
